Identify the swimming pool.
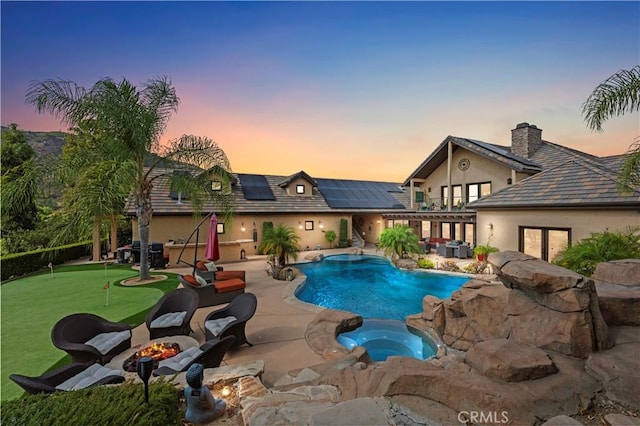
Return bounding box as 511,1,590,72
294,254,468,321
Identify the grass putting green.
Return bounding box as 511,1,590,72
1,263,180,401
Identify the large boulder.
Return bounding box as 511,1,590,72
420,251,613,358
592,259,640,286
593,260,640,326
465,339,558,382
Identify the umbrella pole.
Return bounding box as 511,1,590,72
175,212,214,274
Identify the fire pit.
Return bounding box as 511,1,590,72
122,342,181,372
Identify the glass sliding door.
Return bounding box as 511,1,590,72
519,227,571,261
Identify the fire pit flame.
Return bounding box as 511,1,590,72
123,342,181,372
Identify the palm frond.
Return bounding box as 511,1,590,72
25,79,88,125
617,137,640,193
582,65,640,132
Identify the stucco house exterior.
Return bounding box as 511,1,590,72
399,122,640,261
125,122,639,265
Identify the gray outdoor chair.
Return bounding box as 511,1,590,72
204,293,257,347
152,336,236,376
51,313,132,364
145,289,199,339
10,362,124,395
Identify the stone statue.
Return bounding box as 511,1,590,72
184,363,226,424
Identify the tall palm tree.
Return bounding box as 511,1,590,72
377,224,422,260
582,65,640,190
27,77,234,279
258,224,301,279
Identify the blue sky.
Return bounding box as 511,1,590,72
2,1,639,181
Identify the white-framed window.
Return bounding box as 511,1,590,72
296,184,305,194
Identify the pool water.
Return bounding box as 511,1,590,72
337,319,438,361
295,254,468,321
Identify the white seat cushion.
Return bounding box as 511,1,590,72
205,261,216,271
150,311,187,329
157,346,203,371
56,364,122,391
85,330,131,355
195,274,208,287
205,316,237,337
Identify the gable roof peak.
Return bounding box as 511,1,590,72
277,170,318,188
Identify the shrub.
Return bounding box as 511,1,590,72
417,257,435,269
257,221,273,255
439,260,461,272
463,261,488,274
1,381,183,425
324,230,337,248
338,218,348,248
553,227,640,276
0,241,91,281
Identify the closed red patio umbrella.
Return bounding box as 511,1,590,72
205,213,220,262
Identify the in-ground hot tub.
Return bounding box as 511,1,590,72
337,319,439,362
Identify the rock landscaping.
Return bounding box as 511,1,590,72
167,252,639,425
233,252,639,425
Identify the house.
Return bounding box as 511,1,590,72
399,123,640,261
126,169,413,266
125,122,639,265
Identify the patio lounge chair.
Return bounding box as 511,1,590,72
152,336,236,376
179,274,245,308
145,289,199,339
51,313,132,364
10,362,124,394
204,293,257,347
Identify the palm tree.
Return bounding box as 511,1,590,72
582,65,640,190
27,77,234,279
258,224,301,279
377,224,422,260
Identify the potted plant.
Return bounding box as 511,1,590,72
473,244,499,262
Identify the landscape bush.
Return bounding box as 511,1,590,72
0,241,91,281
1,381,183,426
553,227,640,276
463,260,489,274
439,260,461,272
417,257,435,269
338,218,349,248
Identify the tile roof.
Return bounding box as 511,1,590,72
469,158,640,209
126,170,412,216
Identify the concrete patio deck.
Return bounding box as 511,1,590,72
129,246,476,387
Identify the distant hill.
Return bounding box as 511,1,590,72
1,126,183,169
1,126,67,159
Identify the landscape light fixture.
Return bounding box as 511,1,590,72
136,356,154,404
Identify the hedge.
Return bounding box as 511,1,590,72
0,241,91,282
338,218,349,248
1,381,182,426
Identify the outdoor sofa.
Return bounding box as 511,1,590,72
179,274,245,308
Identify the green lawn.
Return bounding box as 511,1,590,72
1,263,180,401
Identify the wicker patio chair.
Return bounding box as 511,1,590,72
145,288,199,339
51,313,132,364
152,336,236,376
10,362,124,394
204,293,257,347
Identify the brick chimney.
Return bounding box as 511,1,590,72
511,122,542,158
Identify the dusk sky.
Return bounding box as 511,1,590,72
2,1,639,182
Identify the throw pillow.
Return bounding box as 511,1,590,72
205,261,216,271
183,274,199,286
195,274,208,287
195,261,207,271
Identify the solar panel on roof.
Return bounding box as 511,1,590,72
316,179,406,209
237,174,276,200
